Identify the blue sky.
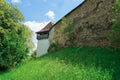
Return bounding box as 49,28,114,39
6,0,84,48
7,0,84,22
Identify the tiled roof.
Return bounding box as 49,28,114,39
36,22,53,34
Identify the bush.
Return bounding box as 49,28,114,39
0,0,33,71
49,42,59,52
31,50,37,58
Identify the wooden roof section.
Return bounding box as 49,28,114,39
36,22,54,34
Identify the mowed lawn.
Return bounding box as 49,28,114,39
0,46,120,80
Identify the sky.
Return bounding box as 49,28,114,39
6,0,84,49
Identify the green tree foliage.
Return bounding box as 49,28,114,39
110,0,120,42
0,0,33,71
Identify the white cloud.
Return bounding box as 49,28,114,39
24,21,49,32
45,10,55,20
24,21,50,49
11,0,21,3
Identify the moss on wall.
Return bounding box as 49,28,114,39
50,0,116,49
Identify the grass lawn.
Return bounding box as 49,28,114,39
0,46,120,80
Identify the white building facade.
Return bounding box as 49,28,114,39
36,22,54,57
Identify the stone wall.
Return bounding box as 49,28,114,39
51,0,114,48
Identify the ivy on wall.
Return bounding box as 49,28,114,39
110,0,120,44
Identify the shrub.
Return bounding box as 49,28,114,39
0,0,33,71
109,0,120,47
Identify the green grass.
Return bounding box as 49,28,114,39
0,46,120,80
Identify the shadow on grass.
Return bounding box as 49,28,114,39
42,46,120,80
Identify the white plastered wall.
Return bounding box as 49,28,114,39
36,27,54,57
36,39,49,57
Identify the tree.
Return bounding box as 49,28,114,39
0,0,33,71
